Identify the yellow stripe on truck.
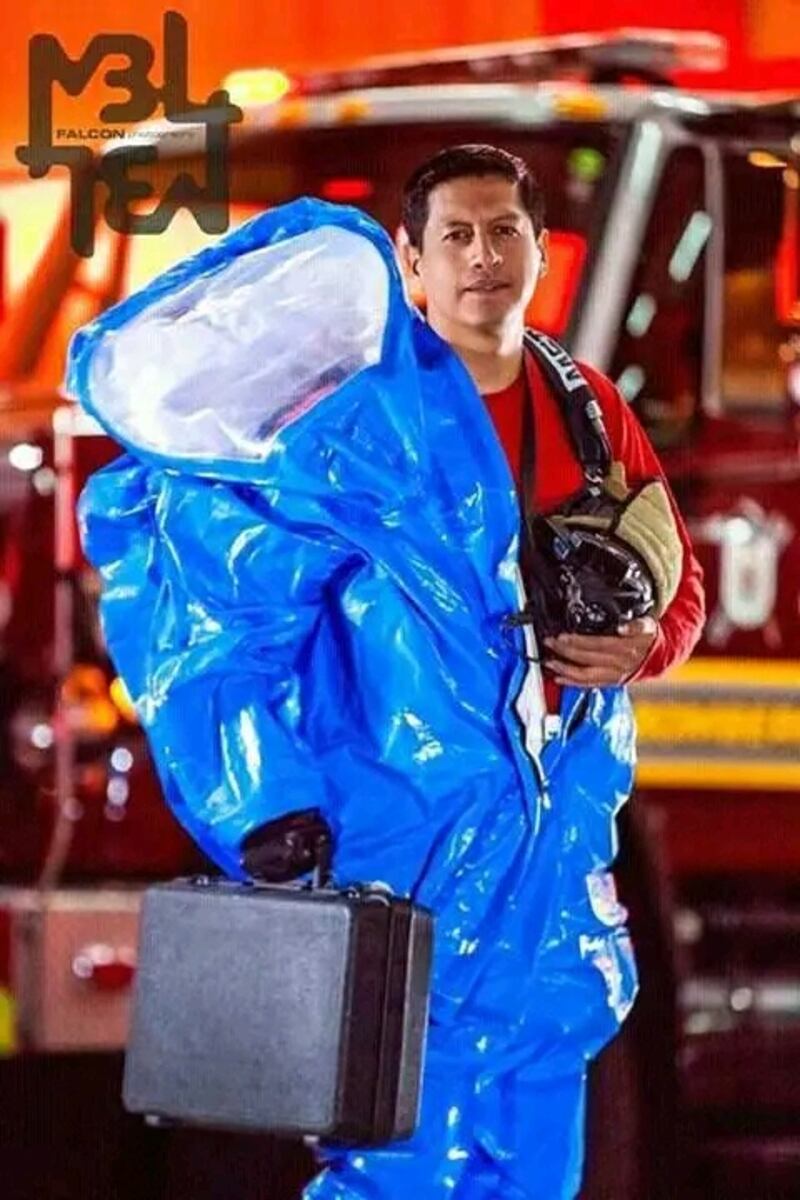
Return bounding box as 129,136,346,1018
630,657,800,790
634,700,800,747
635,758,800,790
647,657,800,690
0,987,17,1055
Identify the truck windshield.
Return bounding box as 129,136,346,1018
124,119,622,335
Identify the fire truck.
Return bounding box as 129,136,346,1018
0,28,799,1199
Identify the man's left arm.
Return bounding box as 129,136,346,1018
544,365,706,687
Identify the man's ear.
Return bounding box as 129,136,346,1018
396,225,420,271
537,228,550,278
395,225,425,298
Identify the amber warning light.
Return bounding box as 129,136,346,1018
221,68,293,107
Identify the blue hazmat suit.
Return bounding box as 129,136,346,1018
68,199,638,1200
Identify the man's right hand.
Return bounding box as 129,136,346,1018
241,808,332,882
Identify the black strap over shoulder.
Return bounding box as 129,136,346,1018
521,330,613,493
507,331,617,636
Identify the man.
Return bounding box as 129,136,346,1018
393,143,705,1196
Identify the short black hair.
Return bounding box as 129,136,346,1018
402,143,546,249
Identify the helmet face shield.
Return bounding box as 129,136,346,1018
520,517,657,639
80,225,389,464
559,526,657,634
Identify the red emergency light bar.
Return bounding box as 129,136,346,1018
296,29,727,96
776,175,800,325
320,178,375,202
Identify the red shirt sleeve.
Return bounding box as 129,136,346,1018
578,362,706,682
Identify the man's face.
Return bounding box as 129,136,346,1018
408,174,547,334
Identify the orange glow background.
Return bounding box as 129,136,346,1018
2,1,799,174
